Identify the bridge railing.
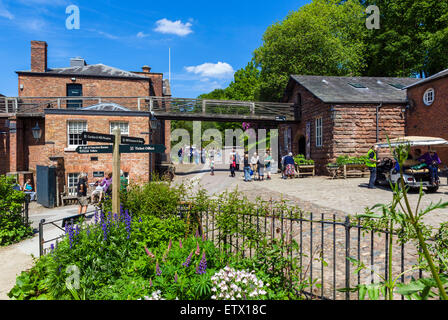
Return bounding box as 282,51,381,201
0,96,294,120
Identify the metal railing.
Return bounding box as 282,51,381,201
199,209,427,300
0,96,295,121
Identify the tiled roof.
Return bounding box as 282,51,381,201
289,75,420,104
17,63,148,79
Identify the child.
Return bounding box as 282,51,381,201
210,158,215,175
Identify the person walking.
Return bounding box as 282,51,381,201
258,153,265,181
229,151,237,177
284,152,296,179
250,152,259,180
264,151,273,180
189,146,193,163
210,158,215,176
76,173,89,215
120,170,128,193
366,145,380,189
235,152,241,171
178,148,183,164
243,153,251,182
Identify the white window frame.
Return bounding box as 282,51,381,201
423,88,435,106
67,121,87,147
67,173,79,196
110,121,129,136
315,117,323,147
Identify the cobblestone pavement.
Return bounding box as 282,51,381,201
175,163,446,299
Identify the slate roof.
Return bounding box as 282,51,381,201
288,75,420,104
17,63,148,80
403,69,448,89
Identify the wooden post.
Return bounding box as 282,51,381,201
112,128,121,215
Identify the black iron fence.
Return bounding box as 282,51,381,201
38,209,98,256
198,209,427,300
22,194,30,226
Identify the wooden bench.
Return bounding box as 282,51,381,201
295,164,315,177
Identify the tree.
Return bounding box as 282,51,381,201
254,0,368,101
362,0,448,78
225,60,261,101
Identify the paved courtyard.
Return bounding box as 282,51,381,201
174,163,448,227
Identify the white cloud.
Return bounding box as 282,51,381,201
136,31,149,38
0,1,13,19
185,62,234,78
154,18,192,36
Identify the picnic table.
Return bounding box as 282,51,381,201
327,163,368,179
295,164,315,177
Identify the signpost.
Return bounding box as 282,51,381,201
78,130,165,215
119,144,166,154
75,145,113,154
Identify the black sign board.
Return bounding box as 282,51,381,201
275,116,286,121
81,132,114,143
82,131,145,145
119,144,166,154
93,171,105,178
76,145,113,154
121,136,145,144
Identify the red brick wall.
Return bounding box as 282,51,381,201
406,76,448,164
44,113,153,185
284,82,406,173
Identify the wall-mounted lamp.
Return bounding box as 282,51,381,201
71,77,76,82
19,84,24,91
31,122,42,141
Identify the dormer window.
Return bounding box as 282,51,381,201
423,88,435,106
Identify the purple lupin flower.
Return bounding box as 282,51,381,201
75,225,80,237
94,210,99,224
86,226,91,237
102,222,108,241
195,229,199,238
155,260,162,276
67,223,74,249
182,250,194,267
149,278,152,287
196,251,207,275
174,271,178,283
124,210,132,239
179,238,183,248
50,243,54,253
168,239,172,251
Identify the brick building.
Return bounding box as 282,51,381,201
405,69,448,163
0,40,171,199
280,75,420,173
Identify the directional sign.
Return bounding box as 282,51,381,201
119,144,166,154
82,131,145,144
121,136,145,144
81,132,114,143
275,116,286,121
76,145,113,154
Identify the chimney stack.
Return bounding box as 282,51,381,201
142,65,151,73
31,41,47,73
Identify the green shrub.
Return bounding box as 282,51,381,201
293,154,314,166
0,175,33,246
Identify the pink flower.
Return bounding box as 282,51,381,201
179,239,183,248
168,239,172,251
195,242,200,255
144,246,155,258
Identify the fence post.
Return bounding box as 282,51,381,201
344,216,351,300
39,219,45,257
23,194,30,225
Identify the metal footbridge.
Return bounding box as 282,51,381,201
0,96,295,123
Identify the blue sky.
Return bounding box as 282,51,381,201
0,0,310,98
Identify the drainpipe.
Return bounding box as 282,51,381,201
376,102,383,142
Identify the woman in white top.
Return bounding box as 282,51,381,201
250,153,259,180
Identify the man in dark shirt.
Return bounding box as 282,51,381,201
77,173,89,215
418,150,441,185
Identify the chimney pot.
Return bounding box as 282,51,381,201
142,65,151,73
